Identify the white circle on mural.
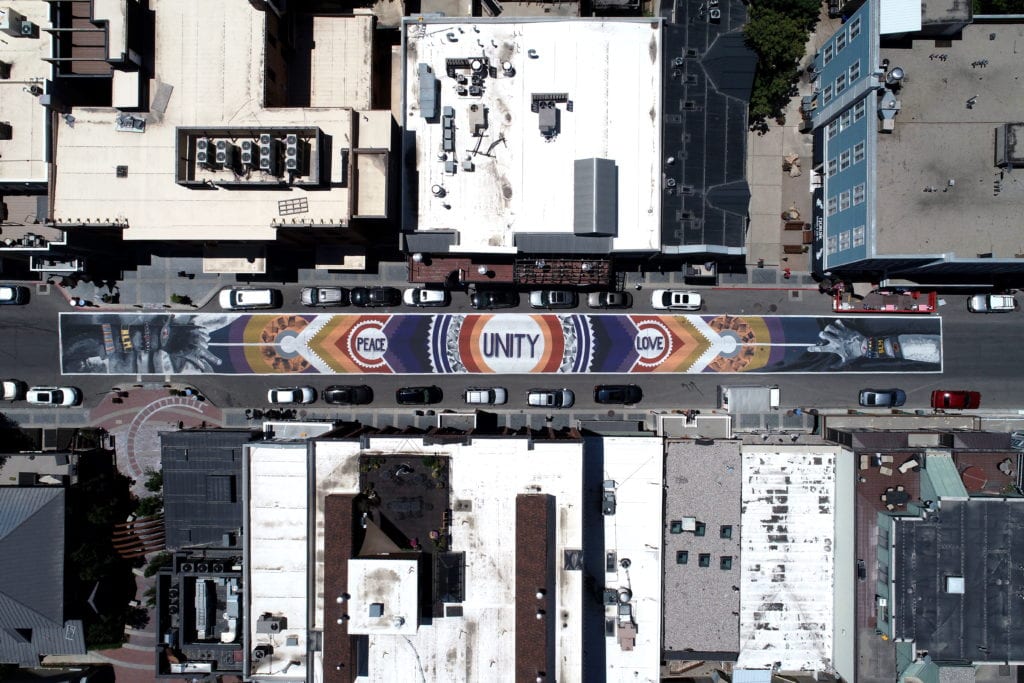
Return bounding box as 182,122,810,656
633,321,672,367
349,322,388,367
476,315,546,373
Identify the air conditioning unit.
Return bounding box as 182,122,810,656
284,134,301,172
240,140,258,169
0,122,11,140
195,139,212,168
259,133,279,175
215,140,236,168
0,8,27,38
256,615,287,634
19,20,33,37
180,562,194,573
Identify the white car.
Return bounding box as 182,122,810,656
26,386,81,406
0,285,28,305
527,389,575,408
651,289,702,311
967,293,1018,313
464,387,508,405
1,379,26,400
267,386,316,404
403,288,451,307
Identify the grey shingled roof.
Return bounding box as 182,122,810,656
0,488,85,666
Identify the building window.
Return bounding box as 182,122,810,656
840,109,852,131
853,183,866,205
720,525,733,539
670,520,683,534
836,30,847,52
849,60,861,82
853,141,865,164
853,98,867,121
720,556,733,570
827,235,838,254
835,72,847,95
839,149,851,171
853,225,866,246
828,121,839,140
695,521,706,537
839,230,852,250
822,84,833,105
698,553,711,568
827,196,838,216
850,16,862,39
676,550,689,564
828,159,837,177
839,190,851,211
824,43,834,65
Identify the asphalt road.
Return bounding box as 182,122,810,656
2,284,1021,413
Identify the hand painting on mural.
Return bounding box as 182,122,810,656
62,314,232,374
806,320,941,368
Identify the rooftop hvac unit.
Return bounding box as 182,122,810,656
284,134,301,172
196,562,209,573
215,140,236,168
259,134,279,175
19,20,33,36
195,139,212,168
256,615,287,633
180,562,194,573
240,140,258,169
0,8,27,38
0,122,11,140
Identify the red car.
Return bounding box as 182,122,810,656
931,390,981,410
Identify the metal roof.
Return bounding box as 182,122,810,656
161,429,254,550
0,488,85,666
660,0,755,253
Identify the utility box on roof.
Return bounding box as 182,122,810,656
717,385,780,413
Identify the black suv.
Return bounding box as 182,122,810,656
322,385,374,405
396,385,443,405
470,290,520,310
594,384,643,405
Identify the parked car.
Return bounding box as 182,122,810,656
396,385,443,405
967,293,1018,313
301,286,350,307
529,289,578,309
26,386,81,406
527,388,575,408
0,379,27,401
267,386,316,404
587,291,633,309
470,290,519,310
218,287,282,310
858,388,906,407
403,288,451,307
651,289,702,311
464,387,508,405
322,385,373,405
351,287,401,308
931,390,981,410
594,384,643,405
0,285,29,305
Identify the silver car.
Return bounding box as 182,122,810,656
527,388,575,408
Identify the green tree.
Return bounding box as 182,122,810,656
744,6,813,123
135,495,163,517
143,468,163,492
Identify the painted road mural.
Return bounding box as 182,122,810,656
59,312,943,375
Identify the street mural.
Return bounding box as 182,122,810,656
59,312,942,375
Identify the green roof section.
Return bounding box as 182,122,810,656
922,453,967,501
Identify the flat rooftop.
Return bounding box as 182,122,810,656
403,17,662,253
738,447,837,673
306,436,585,682
246,444,309,680
894,498,1024,663
0,2,53,183
52,2,386,241
600,436,663,681
662,440,742,656
876,24,1024,259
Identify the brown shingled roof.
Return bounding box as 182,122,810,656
515,494,555,683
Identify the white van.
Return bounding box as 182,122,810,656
218,288,282,310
